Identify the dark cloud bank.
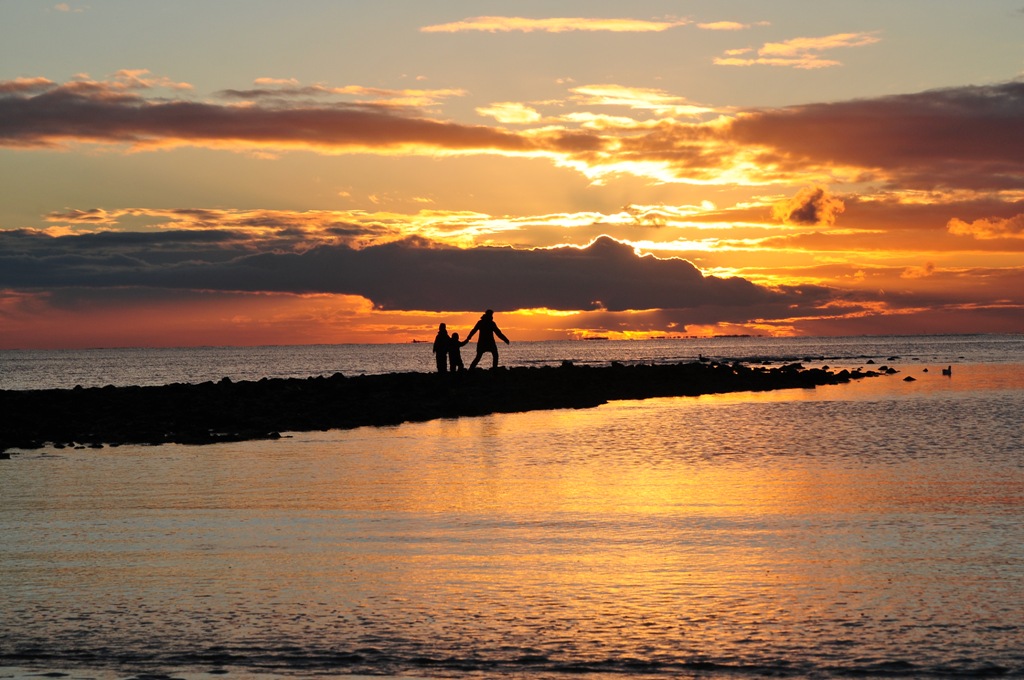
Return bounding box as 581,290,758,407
0,80,529,151
730,80,1024,190
0,230,830,315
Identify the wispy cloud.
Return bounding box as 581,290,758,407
476,102,542,124
219,79,466,107
0,77,56,95
697,21,768,31
715,31,880,69
421,16,689,33
107,68,193,91
568,84,717,117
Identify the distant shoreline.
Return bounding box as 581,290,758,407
1,361,884,454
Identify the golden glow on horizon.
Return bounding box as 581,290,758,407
3,5,1024,350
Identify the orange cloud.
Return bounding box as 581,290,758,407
697,21,766,31
108,68,194,92
901,262,936,279
761,33,881,57
569,84,717,117
715,31,880,69
772,186,846,226
476,102,542,124
0,77,56,94
947,214,1024,239
421,16,690,33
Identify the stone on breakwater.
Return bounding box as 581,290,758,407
0,362,881,453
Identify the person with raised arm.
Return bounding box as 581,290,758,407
466,309,510,370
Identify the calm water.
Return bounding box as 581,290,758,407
2,335,1023,679
1,334,1021,390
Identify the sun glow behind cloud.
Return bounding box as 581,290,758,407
2,2,1023,348
10,73,1019,194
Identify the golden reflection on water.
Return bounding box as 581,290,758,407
694,361,1024,404
2,362,1023,676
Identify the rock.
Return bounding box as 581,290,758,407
0,362,884,450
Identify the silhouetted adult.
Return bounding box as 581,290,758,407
432,323,450,373
466,309,510,370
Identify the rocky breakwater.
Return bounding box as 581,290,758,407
0,361,881,453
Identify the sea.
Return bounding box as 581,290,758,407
1,334,1022,679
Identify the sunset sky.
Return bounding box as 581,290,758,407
2,1,1023,349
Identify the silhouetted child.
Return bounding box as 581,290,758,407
448,332,470,372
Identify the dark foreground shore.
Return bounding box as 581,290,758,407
1,361,884,453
